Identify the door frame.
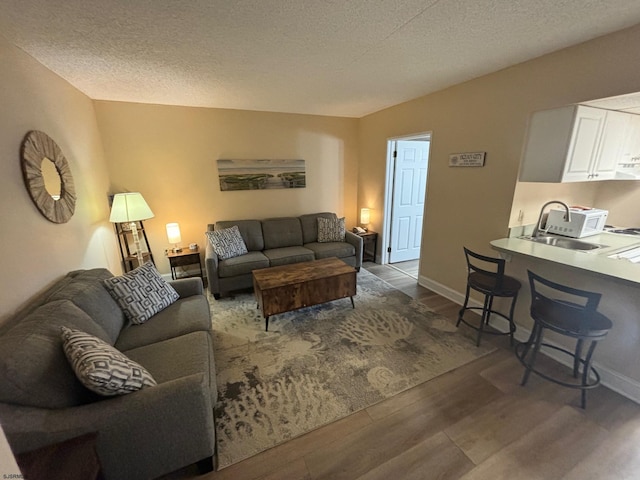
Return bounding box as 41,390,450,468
381,131,432,265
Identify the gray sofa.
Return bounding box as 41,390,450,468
206,212,363,298
0,268,217,480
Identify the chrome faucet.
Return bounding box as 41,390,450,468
532,200,571,237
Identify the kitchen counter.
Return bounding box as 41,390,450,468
491,232,640,286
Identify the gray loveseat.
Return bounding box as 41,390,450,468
0,268,217,480
206,212,363,299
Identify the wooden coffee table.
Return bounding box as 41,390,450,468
252,257,357,331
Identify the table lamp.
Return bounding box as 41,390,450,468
109,192,154,267
360,208,370,231
166,222,182,253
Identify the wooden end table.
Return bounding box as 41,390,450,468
358,231,378,262
252,257,357,331
167,248,203,281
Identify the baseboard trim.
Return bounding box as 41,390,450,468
418,274,482,308
417,274,640,404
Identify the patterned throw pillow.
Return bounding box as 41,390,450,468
206,225,248,260
103,262,179,325
317,217,346,243
61,327,157,396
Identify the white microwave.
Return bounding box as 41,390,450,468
545,208,608,238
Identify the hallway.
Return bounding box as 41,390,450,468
388,259,419,279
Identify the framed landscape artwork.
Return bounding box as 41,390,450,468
217,159,306,191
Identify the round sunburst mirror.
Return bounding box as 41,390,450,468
21,130,76,223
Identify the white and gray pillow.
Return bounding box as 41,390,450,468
61,326,156,396
206,225,248,259
317,216,346,243
103,262,179,325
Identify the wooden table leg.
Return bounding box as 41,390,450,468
350,296,355,308
265,316,269,331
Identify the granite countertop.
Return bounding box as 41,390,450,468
490,232,640,286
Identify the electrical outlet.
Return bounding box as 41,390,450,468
517,210,524,222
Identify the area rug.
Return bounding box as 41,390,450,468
209,268,494,468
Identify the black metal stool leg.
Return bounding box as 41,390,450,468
485,295,495,325
574,339,584,378
519,322,537,360
457,284,471,327
521,323,544,386
507,291,519,347
476,294,491,347
581,340,599,409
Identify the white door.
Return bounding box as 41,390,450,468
389,140,429,263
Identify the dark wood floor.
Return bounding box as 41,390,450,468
166,262,640,480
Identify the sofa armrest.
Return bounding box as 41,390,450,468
345,231,364,269
205,241,221,296
169,277,203,297
0,374,216,479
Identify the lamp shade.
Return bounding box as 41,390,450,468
109,193,154,223
360,208,370,225
166,223,182,244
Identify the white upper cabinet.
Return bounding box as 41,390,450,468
616,114,640,178
519,105,631,182
590,109,629,180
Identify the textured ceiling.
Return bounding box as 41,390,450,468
1,0,640,117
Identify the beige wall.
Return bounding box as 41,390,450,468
94,102,359,275
511,180,640,229
594,180,640,226
0,37,119,324
509,181,601,227
359,24,640,295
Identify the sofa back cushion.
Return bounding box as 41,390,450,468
262,217,303,249
0,300,109,408
216,220,264,252
48,269,125,344
299,212,337,244
0,274,76,337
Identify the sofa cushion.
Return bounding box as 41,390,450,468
103,262,179,325
0,275,77,336
205,226,248,260
263,246,315,267
0,300,108,408
218,251,270,278
299,212,336,244
48,268,125,345
317,216,346,242
115,295,212,351
262,217,303,249
124,331,214,389
215,220,264,252
61,327,157,396
304,241,355,260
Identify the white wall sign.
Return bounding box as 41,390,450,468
449,152,486,167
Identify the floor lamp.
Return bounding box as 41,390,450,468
109,192,154,267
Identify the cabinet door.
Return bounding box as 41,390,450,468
619,114,640,165
562,106,606,182
518,105,576,182
594,110,630,180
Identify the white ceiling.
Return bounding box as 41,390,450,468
2,0,640,117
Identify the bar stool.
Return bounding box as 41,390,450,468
516,270,612,409
457,247,521,347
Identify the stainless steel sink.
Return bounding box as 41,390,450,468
520,235,605,251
